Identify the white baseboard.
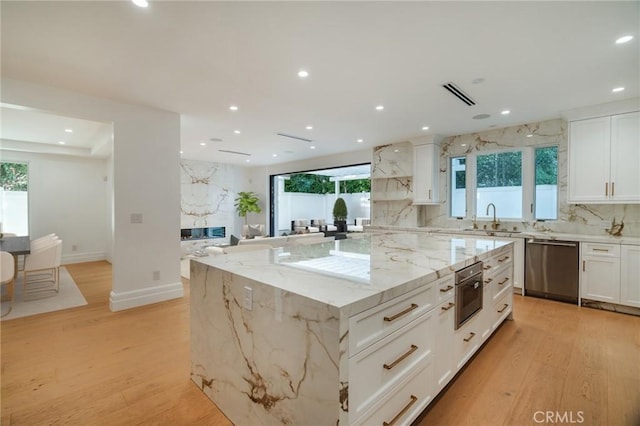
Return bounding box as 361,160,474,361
62,251,107,264
109,281,184,312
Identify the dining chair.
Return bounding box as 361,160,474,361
23,239,62,296
1,251,15,317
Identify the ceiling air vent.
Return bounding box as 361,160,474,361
218,149,251,156
276,133,312,143
442,82,476,106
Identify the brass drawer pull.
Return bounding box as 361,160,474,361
441,302,455,311
463,332,476,342
383,394,418,426
384,303,418,322
383,344,418,370
605,182,608,196
439,285,453,292
498,277,509,285
484,278,493,284
498,256,510,263
483,265,492,270
498,303,509,313
592,248,609,252
612,182,615,197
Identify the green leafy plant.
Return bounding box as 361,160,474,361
332,197,348,221
234,191,262,225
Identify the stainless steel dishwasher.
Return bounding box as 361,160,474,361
525,238,579,304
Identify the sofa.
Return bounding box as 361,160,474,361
347,217,371,233
291,219,320,233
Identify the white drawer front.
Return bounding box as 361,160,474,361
349,310,435,419
435,275,455,304
454,312,482,371
582,242,620,257
491,267,513,302
352,354,434,426
492,290,513,331
349,284,436,355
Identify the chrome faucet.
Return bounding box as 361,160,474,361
486,203,500,230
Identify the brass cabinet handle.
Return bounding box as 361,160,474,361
498,256,510,263
612,182,615,197
439,285,453,292
498,277,509,285
383,344,418,370
428,189,432,200
483,265,492,270
605,182,608,196
441,302,455,311
484,278,493,284
384,303,418,322
593,248,609,252
463,332,476,342
383,395,418,426
498,303,509,313
583,260,585,272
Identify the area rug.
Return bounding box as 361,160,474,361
1,267,88,321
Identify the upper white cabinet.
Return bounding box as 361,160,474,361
411,137,442,205
568,111,640,203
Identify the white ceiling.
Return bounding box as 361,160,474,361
1,1,638,166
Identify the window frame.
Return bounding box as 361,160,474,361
448,145,558,222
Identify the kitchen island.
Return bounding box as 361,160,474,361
190,231,514,425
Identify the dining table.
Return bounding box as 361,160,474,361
0,235,30,280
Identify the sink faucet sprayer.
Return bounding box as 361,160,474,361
486,203,500,230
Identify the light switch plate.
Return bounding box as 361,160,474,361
243,286,253,310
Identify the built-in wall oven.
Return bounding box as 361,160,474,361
455,261,484,329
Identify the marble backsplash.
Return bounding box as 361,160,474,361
371,119,640,237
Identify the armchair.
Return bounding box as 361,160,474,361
1,251,15,317
23,239,62,296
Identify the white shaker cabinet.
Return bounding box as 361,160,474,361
411,136,443,205
580,243,621,303
621,245,640,308
568,112,640,203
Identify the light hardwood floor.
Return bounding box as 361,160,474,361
1,261,639,425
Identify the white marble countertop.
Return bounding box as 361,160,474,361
194,231,512,316
367,225,640,246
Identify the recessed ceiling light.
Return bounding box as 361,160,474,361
526,134,533,138
616,35,633,44
200,142,207,146
298,70,309,78
234,130,241,134
394,149,399,153
375,105,384,111
461,144,467,147
422,126,429,131
310,145,316,150
64,128,73,133
501,110,511,115
272,154,278,157
229,105,238,111
245,159,251,163
612,87,625,93
306,125,313,130
357,139,363,143
180,150,184,154
472,114,491,120
58,141,66,145
131,0,148,7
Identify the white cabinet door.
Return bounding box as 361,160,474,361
621,245,640,308
413,143,440,204
568,117,611,203
610,112,640,202
433,298,454,394
581,243,621,303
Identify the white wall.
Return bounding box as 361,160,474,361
2,78,183,311
0,151,109,263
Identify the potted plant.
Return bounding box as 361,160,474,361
332,197,348,232
234,191,262,226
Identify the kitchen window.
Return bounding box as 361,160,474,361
449,146,558,221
